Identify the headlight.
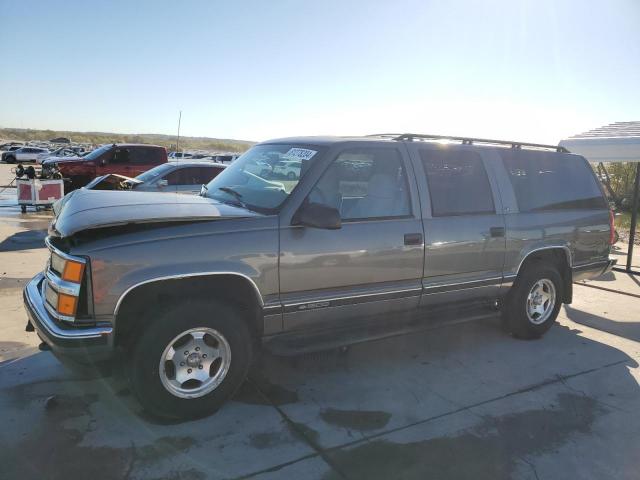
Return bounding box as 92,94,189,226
51,251,85,283
45,240,89,322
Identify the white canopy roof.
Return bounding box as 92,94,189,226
559,121,640,163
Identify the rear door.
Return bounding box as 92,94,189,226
279,144,424,332
129,147,163,176
16,148,33,162
408,144,506,308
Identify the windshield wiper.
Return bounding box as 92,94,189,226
217,187,248,208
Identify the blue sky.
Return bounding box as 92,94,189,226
0,0,638,143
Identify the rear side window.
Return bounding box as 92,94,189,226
197,166,222,183
420,149,495,216
130,147,165,164
500,151,607,212
164,166,221,185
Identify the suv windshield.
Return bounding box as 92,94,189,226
203,144,322,213
83,144,112,161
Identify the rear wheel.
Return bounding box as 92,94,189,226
503,262,562,339
128,299,253,419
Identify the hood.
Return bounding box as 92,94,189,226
51,189,260,237
42,155,85,165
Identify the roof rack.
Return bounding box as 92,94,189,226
368,133,568,153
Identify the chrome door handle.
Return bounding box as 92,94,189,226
404,233,423,245
490,227,505,237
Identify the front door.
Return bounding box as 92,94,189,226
279,145,424,332
96,147,134,177
410,145,506,308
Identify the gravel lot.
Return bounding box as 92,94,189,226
1,162,640,479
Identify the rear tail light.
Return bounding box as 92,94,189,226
609,210,616,245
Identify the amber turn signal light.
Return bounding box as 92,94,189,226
62,260,85,283
57,293,78,316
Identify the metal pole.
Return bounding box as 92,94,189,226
176,110,182,154
626,162,640,272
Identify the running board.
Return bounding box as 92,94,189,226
262,310,499,356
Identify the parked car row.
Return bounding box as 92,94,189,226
2,146,50,163
37,146,87,163
2,139,234,196
40,143,169,192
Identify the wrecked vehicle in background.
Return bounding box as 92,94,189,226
24,135,615,420
41,143,168,192
85,161,227,194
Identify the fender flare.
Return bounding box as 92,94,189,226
113,271,264,318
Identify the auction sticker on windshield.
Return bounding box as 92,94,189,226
283,148,317,161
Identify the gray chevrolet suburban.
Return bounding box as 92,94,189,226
23,134,616,419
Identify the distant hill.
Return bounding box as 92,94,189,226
0,128,255,153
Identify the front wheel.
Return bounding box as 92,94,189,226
503,263,563,339
128,299,253,420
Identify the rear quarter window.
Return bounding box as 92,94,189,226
420,148,495,216
130,147,165,164
500,151,607,212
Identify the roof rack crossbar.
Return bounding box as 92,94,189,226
371,133,567,152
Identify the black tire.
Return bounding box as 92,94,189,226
502,262,563,339
287,171,297,180
128,299,253,420
5,155,16,164
20,205,27,213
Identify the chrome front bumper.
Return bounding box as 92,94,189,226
23,272,113,360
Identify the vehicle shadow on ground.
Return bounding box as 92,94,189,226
565,304,640,342
1,320,638,480
0,229,47,251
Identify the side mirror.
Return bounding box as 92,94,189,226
292,202,341,230
157,179,169,188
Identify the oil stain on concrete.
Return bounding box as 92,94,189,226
234,378,299,406
324,393,605,480
1,386,200,480
320,408,391,431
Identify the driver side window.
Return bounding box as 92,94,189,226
111,148,130,164
309,148,411,221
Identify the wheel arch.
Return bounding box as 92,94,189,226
113,272,265,348
514,246,573,303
